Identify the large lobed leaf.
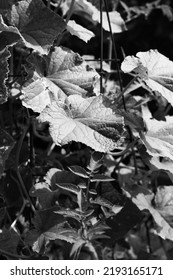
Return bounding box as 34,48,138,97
21,46,99,113
141,106,173,161
38,94,124,152
7,0,66,54
121,49,173,106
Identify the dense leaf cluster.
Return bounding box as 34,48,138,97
1,0,173,260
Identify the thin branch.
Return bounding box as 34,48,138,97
66,0,75,23
104,0,126,109
100,0,103,93
108,139,138,156
15,123,36,213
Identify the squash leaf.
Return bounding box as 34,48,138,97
7,0,66,54
121,49,173,106
123,184,173,241
61,0,127,33
21,46,99,113
38,95,124,152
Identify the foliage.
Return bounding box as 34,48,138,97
1,0,173,260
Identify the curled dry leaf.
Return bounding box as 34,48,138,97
21,46,99,113
38,95,124,152
121,49,173,106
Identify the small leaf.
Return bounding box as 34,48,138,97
90,196,113,209
68,165,89,178
44,222,78,243
7,0,66,54
44,168,81,190
70,238,86,257
112,205,123,215
67,20,95,43
90,174,115,182
38,95,124,152
87,151,104,173
89,189,97,195
21,47,99,112
56,183,80,194
121,50,173,107
30,182,59,209
77,189,87,211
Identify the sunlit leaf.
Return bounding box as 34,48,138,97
70,237,86,257
87,151,104,173
90,174,115,182
68,165,89,178
38,95,124,152
43,222,78,243
56,183,80,194
155,186,173,225
44,168,81,190
121,50,173,106
141,114,173,161
61,0,127,33
21,46,99,113
7,0,66,54
30,182,59,209
67,20,95,43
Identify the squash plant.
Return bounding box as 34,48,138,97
0,0,173,260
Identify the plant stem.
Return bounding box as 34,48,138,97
100,0,103,93
15,123,35,213
66,0,75,23
116,76,138,102
104,0,125,108
47,0,50,9
9,48,14,135
109,139,138,156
